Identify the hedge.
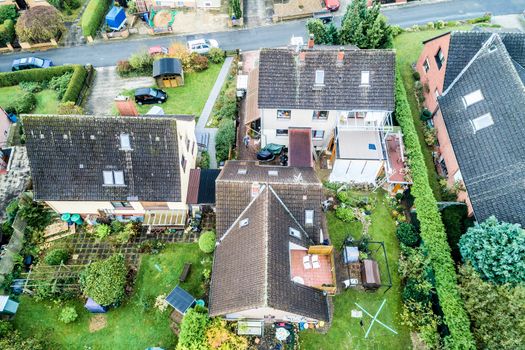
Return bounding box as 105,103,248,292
0,65,87,103
81,0,111,38
0,19,14,47
395,70,475,349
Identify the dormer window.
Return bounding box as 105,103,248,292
314,70,325,88
103,170,125,186
305,210,314,226
120,133,131,150
361,71,370,85
462,90,484,108
471,113,494,132
289,227,301,239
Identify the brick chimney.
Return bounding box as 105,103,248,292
298,51,306,64
336,47,344,66
308,34,314,49
114,96,139,116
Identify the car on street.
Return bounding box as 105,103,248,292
134,87,168,105
11,57,54,71
187,39,219,55
324,0,340,11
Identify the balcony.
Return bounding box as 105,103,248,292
337,112,393,131
384,133,411,184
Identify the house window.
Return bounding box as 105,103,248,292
289,227,301,239
434,88,440,101
435,48,445,70
423,58,430,73
315,70,325,85
305,210,314,226
120,133,131,150
439,159,448,176
351,111,366,118
186,137,190,152
361,71,370,85
181,155,187,171
111,201,133,209
276,129,289,136
277,110,291,119
471,113,494,132
313,111,328,120
462,89,484,107
312,130,324,139
191,141,195,155
103,170,125,186
368,143,376,151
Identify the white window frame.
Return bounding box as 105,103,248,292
289,227,301,239
423,58,430,73
462,90,484,108
312,130,324,140
103,170,125,186
471,113,494,133
305,210,314,226
120,133,131,150
315,70,325,85
361,71,370,85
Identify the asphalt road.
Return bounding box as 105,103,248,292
0,0,523,71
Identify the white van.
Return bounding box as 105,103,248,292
186,39,219,54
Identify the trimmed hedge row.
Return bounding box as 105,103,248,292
395,70,475,349
81,0,111,38
0,19,14,46
0,65,87,103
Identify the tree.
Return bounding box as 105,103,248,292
230,0,242,19
458,265,525,350
15,6,65,43
326,23,340,45
215,119,236,163
459,216,525,285
0,331,47,350
339,0,367,44
306,19,329,44
177,307,210,350
0,5,17,24
206,318,248,349
81,254,127,306
198,231,216,253
396,222,420,247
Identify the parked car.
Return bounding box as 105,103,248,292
187,39,219,54
134,87,167,105
313,10,334,24
11,57,53,71
148,46,169,56
324,0,340,11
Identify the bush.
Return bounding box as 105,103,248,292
198,231,216,253
44,248,70,265
19,81,44,93
0,330,47,350
207,318,248,349
230,0,242,19
189,53,209,72
420,108,432,121
58,307,78,324
198,151,210,169
129,50,154,74
412,71,420,81
80,254,127,306
402,278,430,303
434,20,445,29
16,6,64,44
0,19,14,46
95,224,111,239
467,13,491,24
177,307,210,350
169,42,193,71
57,101,83,115
396,222,420,247
6,92,37,114
459,216,525,285
208,47,225,64
215,119,236,163
335,206,355,222
81,0,111,37
395,70,474,348
49,72,73,99
62,65,88,103
0,5,17,24
390,25,404,37
0,320,13,338
116,60,132,75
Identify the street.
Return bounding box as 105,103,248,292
0,0,523,70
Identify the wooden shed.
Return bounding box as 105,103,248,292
153,58,184,88
361,259,381,291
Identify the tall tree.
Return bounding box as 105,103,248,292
340,0,391,49
326,23,340,45
306,19,329,44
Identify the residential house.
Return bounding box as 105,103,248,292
417,31,525,225
23,114,197,226
255,43,407,185
209,161,334,323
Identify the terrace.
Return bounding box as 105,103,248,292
384,133,411,184
289,245,337,294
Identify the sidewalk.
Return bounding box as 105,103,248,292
196,56,234,168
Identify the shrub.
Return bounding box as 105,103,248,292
434,20,445,29
396,222,420,247
129,50,154,74
230,0,242,19
0,330,47,350
199,151,210,169
390,25,404,37
402,278,430,303
95,224,111,239
44,248,70,265
467,13,491,24
0,19,14,46
62,65,88,103
6,92,37,114
206,318,248,349
19,81,44,93
459,216,525,285
189,53,209,72
395,70,474,347
177,307,210,350
17,195,52,232
116,60,132,75
110,219,124,234
208,47,225,64
57,101,83,115
420,108,432,121
81,0,111,37
80,254,127,306
442,204,472,263
58,306,78,324
412,71,420,81
0,5,17,24
49,72,73,99
198,231,216,253
215,119,236,163
423,125,436,146
169,42,192,71
335,206,355,222
16,6,64,44
114,222,140,244
0,320,13,338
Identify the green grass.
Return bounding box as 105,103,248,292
13,243,208,350
0,86,60,114
300,192,411,350
122,63,223,118
393,26,471,200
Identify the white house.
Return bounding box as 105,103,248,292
23,114,197,227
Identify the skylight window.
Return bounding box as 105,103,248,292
361,71,370,85
289,227,301,239
103,170,125,186
462,90,484,108
120,133,131,150
238,168,247,175
239,218,249,228
305,210,314,226
471,113,494,132
113,171,124,185
268,170,278,176
315,70,325,85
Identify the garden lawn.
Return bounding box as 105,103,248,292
0,86,60,114
300,192,411,350
123,63,223,118
13,243,208,350
393,26,471,200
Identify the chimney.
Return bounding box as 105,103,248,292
336,47,344,66
114,96,139,117
298,51,306,64
308,34,314,49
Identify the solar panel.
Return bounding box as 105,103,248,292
166,286,195,314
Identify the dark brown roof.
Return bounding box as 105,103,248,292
257,48,395,111
215,161,323,241
186,169,201,204
209,185,329,321
288,128,313,167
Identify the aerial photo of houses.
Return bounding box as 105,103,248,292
0,0,523,349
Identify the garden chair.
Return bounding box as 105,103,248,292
311,254,321,269
303,255,312,270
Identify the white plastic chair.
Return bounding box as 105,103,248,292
303,255,312,270
311,255,321,269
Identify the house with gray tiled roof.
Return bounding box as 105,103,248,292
23,114,197,226
250,39,408,186
209,161,334,323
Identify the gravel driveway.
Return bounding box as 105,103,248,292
86,66,154,115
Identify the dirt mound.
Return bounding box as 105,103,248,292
89,314,107,333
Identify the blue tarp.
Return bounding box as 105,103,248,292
166,285,195,315
85,298,107,313
106,6,127,30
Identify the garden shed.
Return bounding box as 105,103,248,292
153,58,184,88
106,6,127,31
166,285,195,315
0,295,19,316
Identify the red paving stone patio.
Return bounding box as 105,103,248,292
386,134,407,183
290,250,333,287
